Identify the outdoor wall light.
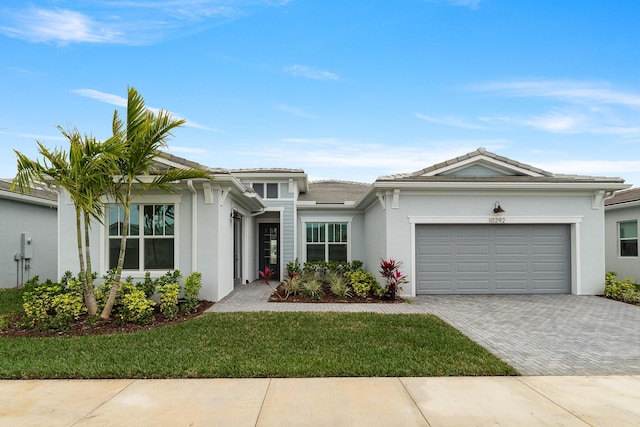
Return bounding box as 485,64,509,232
231,209,242,220
493,201,505,214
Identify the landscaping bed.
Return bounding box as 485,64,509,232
0,300,214,338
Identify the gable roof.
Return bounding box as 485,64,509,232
377,147,626,185
605,187,640,207
298,180,370,205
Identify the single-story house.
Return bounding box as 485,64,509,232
0,179,58,288
605,188,640,282
57,147,629,300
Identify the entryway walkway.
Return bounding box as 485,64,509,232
208,283,640,376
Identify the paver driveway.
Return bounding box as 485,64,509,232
411,294,640,376
209,284,640,375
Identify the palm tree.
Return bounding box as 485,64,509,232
100,87,212,319
12,127,121,315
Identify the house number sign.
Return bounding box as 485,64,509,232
488,217,506,224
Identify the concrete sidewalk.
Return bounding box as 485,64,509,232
2,376,640,426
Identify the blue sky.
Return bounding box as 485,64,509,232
2,0,640,186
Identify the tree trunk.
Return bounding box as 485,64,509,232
74,206,90,312
83,210,98,316
100,196,130,319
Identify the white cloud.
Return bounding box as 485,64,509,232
0,1,293,45
274,104,317,118
472,79,640,108
0,8,123,44
535,160,640,176
72,88,127,107
72,88,216,131
284,65,339,81
236,138,507,181
415,113,488,130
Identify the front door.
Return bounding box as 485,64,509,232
259,223,280,281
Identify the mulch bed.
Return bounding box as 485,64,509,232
0,300,214,338
267,284,405,304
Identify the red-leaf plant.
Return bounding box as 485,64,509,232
379,258,408,300
259,266,285,301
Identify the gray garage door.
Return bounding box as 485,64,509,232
416,224,571,294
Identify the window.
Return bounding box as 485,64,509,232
306,222,348,262
252,183,279,199
108,204,175,270
619,221,638,257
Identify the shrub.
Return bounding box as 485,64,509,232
158,283,180,319
327,271,351,298
117,287,155,325
604,272,637,301
138,272,157,298
182,272,202,313
302,275,325,300
22,279,86,331
286,258,302,277
346,270,378,298
379,258,409,300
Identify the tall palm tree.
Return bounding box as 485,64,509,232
100,87,212,319
12,128,121,315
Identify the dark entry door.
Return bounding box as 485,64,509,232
259,223,280,281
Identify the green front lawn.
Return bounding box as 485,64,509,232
0,311,517,379
0,287,24,316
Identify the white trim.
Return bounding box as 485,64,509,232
408,215,583,224
300,217,353,263
102,194,183,204
187,180,198,272
0,190,57,208
409,216,583,296
104,201,180,275
202,182,213,204
422,155,545,177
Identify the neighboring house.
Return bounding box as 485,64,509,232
57,148,629,301
605,188,640,282
0,179,58,288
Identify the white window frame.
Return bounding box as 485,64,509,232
618,220,638,258
301,217,352,263
105,195,181,274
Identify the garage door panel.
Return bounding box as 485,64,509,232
421,262,452,273
416,224,570,294
456,228,490,238
457,280,491,292
456,245,490,255
495,262,528,273
495,245,528,255
457,262,490,272
495,280,528,291
417,244,451,255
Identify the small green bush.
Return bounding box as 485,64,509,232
158,283,180,319
117,287,155,325
286,258,302,277
182,272,202,313
346,270,379,298
22,279,86,331
604,272,638,302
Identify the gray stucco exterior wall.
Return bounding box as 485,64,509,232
605,205,640,282
0,197,57,287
